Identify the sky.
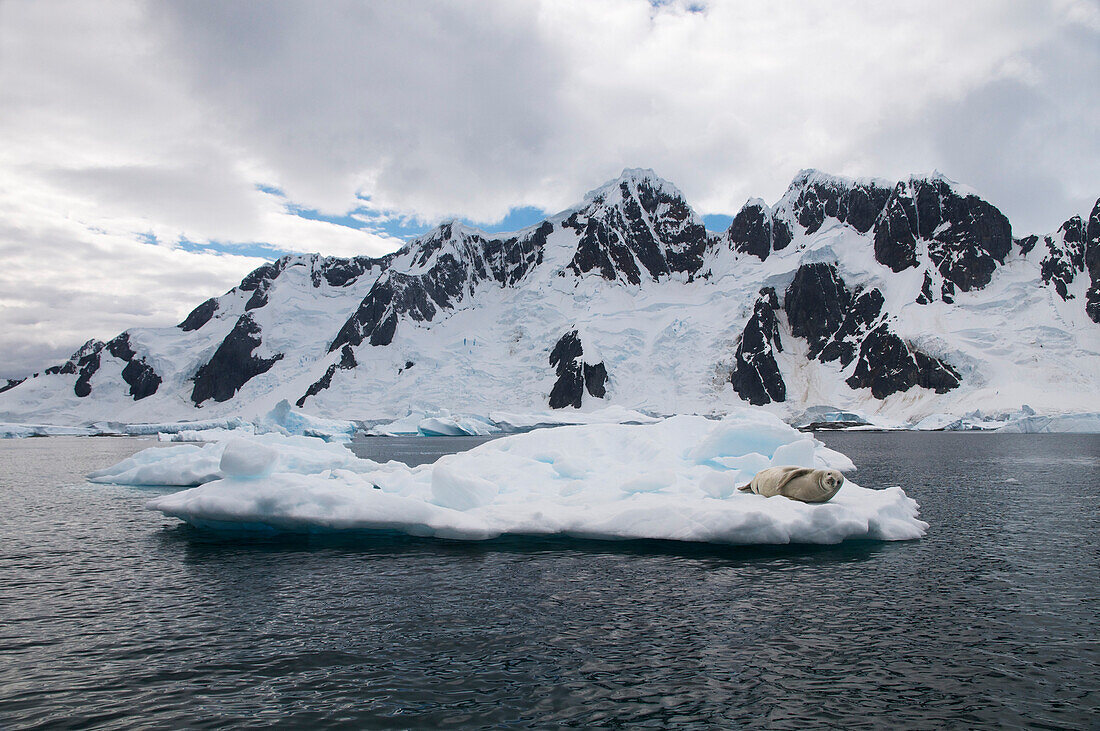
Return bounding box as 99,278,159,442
1,0,1098,378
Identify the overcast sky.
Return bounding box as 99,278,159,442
2,0,1098,378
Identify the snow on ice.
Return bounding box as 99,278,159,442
109,409,929,545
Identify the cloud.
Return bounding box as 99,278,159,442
0,0,1097,376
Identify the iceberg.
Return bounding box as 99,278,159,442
88,433,365,486
0,422,100,438
368,406,660,437
368,409,499,437
123,410,928,545
995,412,1100,433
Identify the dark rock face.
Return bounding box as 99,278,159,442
785,175,891,235
44,361,77,376
314,254,393,288
565,177,707,283
42,340,105,397
784,263,886,367
782,262,959,399
297,345,357,407
846,324,960,398
239,261,285,292
916,271,934,304
730,288,785,405
244,282,271,311
873,177,1012,293
73,342,105,398
784,264,851,357
1084,199,1100,323
725,201,773,260
873,188,920,272
1039,216,1086,300
191,315,282,404
0,378,24,394
729,174,890,261
107,334,161,400
548,331,608,409
1017,235,1039,256
331,222,550,351
178,298,219,331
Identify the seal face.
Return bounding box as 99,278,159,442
737,466,845,503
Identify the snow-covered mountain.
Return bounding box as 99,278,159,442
3,168,1098,426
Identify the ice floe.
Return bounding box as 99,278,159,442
106,409,930,545
88,433,365,486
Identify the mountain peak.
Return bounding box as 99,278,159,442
581,168,687,208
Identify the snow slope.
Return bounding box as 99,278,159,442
2,168,1098,428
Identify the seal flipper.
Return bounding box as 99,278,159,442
737,484,753,492
775,467,815,492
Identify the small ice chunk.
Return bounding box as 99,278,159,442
220,438,277,479
769,438,817,469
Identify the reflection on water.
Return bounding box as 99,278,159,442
0,433,1098,729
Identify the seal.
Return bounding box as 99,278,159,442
737,466,844,503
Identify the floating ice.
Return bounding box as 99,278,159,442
995,412,1100,433
88,433,365,486
0,422,99,438
254,400,358,442
130,410,927,545
369,406,659,436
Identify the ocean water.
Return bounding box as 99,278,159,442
0,432,1097,729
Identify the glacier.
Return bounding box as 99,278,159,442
115,410,930,545
3,168,1098,432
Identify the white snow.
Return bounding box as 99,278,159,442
130,410,926,545
995,412,1100,433
2,170,1096,432
88,432,365,486
0,422,99,438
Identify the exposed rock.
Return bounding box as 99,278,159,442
314,254,394,288
191,315,282,404
916,271,934,304
239,260,284,292
873,176,1011,292
783,172,891,235
1084,199,1100,323
784,263,886,367
244,282,271,311
331,222,550,351
0,378,25,394
1039,216,1086,300
72,341,105,398
107,333,161,400
565,171,707,283
730,288,785,405
782,262,958,399
784,263,851,357
178,298,219,331
549,330,608,409
1017,235,1039,256
725,200,773,260
846,325,960,398
297,345,357,407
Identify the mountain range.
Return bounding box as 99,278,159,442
2,168,1098,427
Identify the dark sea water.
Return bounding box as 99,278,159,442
1,432,1098,729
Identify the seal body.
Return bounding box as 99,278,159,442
737,466,844,503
